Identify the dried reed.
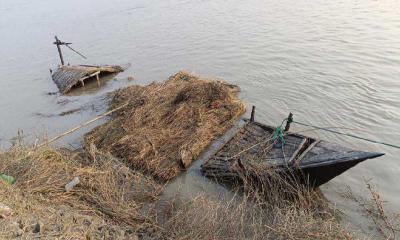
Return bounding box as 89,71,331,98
85,71,245,181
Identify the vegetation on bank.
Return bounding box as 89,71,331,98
0,72,398,239
0,142,348,239
1,142,398,239
0,142,160,239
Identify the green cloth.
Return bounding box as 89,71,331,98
0,174,16,185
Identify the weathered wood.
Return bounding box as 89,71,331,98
284,112,293,132
201,120,385,188
250,106,256,122
288,138,307,164
181,120,247,168
38,102,129,148
14,101,130,163
54,36,65,66
96,73,100,86
79,71,101,82
295,139,321,164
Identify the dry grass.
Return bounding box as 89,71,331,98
1,139,393,240
197,129,357,240
0,140,161,239
147,137,355,240
342,181,400,240
152,187,353,240
0,140,355,240
85,71,245,181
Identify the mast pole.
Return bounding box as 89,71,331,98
54,36,65,66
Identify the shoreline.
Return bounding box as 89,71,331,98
0,72,398,239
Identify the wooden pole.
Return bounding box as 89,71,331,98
250,106,255,122
284,112,293,132
37,102,129,148
14,102,130,162
96,73,100,86
54,36,65,66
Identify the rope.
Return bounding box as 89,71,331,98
291,120,400,149
272,126,285,147
65,44,87,59
272,118,288,148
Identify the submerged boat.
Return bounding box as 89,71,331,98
201,116,384,188
50,36,126,94
51,64,124,94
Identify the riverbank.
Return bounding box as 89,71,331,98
0,72,398,239
0,143,353,239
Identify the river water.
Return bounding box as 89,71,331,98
1,0,399,236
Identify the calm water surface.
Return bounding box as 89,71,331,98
1,0,399,235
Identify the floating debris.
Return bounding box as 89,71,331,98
56,98,76,106
34,107,81,118
46,91,58,96
58,107,81,116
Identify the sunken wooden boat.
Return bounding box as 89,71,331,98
51,64,124,94
201,119,384,188
50,36,126,94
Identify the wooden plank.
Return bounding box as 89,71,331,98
288,138,308,164
96,72,100,86
79,71,101,82
295,139,321,165
198,120,247,168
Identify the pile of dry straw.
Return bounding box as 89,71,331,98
85,71,245,181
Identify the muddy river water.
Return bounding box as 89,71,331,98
1,0,399,236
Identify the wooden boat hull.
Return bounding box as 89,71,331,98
289,151,384,187
201,120,384,188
